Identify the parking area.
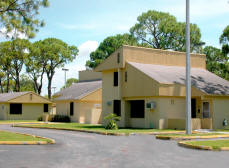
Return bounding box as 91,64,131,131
0,125,229,168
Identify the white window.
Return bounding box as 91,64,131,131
203,102,210,118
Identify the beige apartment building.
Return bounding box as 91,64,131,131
95,45,229,129
0,91,52,120
54,70,102,124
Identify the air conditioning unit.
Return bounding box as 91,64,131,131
107,101,112,106
146,102,156,110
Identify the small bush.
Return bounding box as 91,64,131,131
104,113,120,130
37,116,43,121
50,115,71,122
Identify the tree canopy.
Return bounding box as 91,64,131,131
220,25,229,55
130,10,204,53
25,40,46,94
203,46,228,80
0,0,49,38
86,10,204,69
61,78,78,90
40,38,78,99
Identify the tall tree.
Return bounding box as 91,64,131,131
86,33,142,68
41,38,78,99
8,39,30,92
25,40,45,94
61,78,78,90
130,10,204,52
0,41,12,92
0,0,49,38
203,46,228,80
0,69,5,93
20,74,35,92
220,25,229,55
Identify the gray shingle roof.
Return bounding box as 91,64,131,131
54,80,102,101
128,62,229,95
0,92,30,102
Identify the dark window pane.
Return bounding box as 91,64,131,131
44,104,49,112
114,72,118,86
125,71,127,82
130,100,145,118
10,104,22,115
117,53,120,63
70,102,74,116
113,100,121,116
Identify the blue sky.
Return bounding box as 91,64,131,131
1,0,229,95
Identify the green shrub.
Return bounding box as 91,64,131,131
50,115,71,122
104,113,120,130
37,116,43,121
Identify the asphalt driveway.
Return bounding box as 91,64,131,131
0,125,229,168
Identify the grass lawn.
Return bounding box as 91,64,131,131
184,140,229,150
16,123,183,135
0,120,39,124
0,131,51,143
158,133,223,137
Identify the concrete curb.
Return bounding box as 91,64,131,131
178,141,229,151
0,122,44,125
13,125,184,136
0,130,56,145
13,125,127,136
156,134,229,140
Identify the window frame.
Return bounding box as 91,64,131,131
70,102,74,116
113,100,121,116
130,100,145,118
117,53,120,63
10,103,22,115
125,71,127,82
44,104,49,113
113,72,118,86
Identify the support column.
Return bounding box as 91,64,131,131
118,68,125,127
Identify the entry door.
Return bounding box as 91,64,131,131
203,102,210,118
191,99,196,118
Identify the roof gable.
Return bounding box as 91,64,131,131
95,48,124,71
54,80,102,101
0,92,52,103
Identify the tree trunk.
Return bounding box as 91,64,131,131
47,79,52,99
15,71,20,92
38,70,45,95
0,78,3,93
47,71,54,99
6,72,10,93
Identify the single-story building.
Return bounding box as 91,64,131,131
0,91,52,120
54,70,102,124
95,45,229,130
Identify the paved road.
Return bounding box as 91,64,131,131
0,125,229,168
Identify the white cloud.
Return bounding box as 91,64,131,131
0,27,27,39
41,40,99,95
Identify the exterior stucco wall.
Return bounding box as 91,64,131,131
212,98,229,129
101,71,119,124
56,101,102,124
123,63,159,97
56,102,69,115
79,70,102,81
122,97,187,129
123,46,206,69
2,103,51,120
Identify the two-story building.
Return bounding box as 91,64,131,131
95,45,229,130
